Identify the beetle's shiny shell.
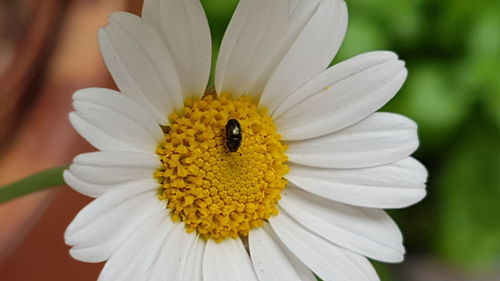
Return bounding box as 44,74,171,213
225,119,242,152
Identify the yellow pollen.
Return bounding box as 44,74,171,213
155,94,288,241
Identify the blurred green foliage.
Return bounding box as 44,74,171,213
436,116,500,269
200,0,500,276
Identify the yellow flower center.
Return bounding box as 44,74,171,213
155,94,288,241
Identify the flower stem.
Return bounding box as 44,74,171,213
0,166,68,203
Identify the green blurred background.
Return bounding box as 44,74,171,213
201,0,500,280
0,0,498,280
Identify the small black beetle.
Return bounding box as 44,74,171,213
225,119,242,152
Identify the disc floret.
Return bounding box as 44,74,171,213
156,94,288,241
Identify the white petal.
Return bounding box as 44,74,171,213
270,209,379,281
147,222,198,281
180,235,205,281
73,88,164,140
280,187,404,263
286,157,428,209
64,150,160,198
259,0,347,112
249,225,315,281
65,179,158,240
275,52,408,140
66,189,164,263
99,12,184,124
69,111,155,154
142,0,211,98
287,112,419,168
68,151,160,186
215,0,288,98
71,90,163,153
342,250,380,281
215,0,327,98
98,211,172,281
69,113,127,152
273,51,397,117
64,170,109,199
203,238,259,281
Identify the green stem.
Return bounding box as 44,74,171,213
0,166,68,203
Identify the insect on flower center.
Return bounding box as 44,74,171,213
155,94,288,241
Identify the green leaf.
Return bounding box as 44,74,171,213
0,166,67,203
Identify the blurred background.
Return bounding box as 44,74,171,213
0,0,498,280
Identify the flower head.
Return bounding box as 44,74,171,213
65,0,427,280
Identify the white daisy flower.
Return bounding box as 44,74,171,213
64,0,428,280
